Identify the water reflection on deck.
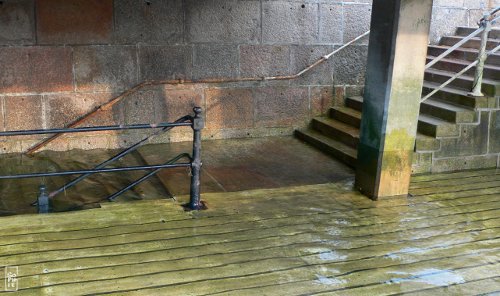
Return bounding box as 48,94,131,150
0,168,498,295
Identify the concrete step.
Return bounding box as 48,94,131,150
427,45,500,66
417,114,459,137
128,151,173,198
420,97,477,123
312,117,360,148
456,26,500,40
295,129,357,168
439,35,500,50
426,56,500,81
345,96,363,112
135,150,175,198
422,81,491,108
345,95,461,138
424,68,499,97
415,134,441,152
329,106,362,128
298,119,439,164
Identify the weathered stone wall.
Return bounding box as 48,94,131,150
413,102,500,173
0,0,374,152
0,0,496,152
430,0,499,44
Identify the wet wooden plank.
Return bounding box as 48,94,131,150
410,174,500,189
410,168,499,183
0,191,498,260
0,169,498,295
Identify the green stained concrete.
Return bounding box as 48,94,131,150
383,128,417,152
356,0,433,198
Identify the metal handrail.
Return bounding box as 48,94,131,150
2,163,192,180
106,153,192,202
48,115,192,198
422,6,500,103
425,13,500,70
0,122,192,137
479,6,500,25
0,107,205,213
421,43,500,103
425,27,484,70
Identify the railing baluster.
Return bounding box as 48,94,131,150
470,12,493,97
189,107,204,210
37,185,49,214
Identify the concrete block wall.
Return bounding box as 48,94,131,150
0,0,495,152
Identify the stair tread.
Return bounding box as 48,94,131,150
443,35,500,43
331,106,362,119
428,44,500,57
422,81,473,97
421,97,475,112
136,150,175,197
297,129,358,158
416,133,437,141
425,67,498,85
427,55,500,71
418,113,456,127
456,26,500,32
344,95,469,125
314,117,360,137
349,96,364,103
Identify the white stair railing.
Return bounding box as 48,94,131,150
421,6,500,103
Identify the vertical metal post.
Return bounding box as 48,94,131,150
470,13,492,97
189,107,204,210
37,185,49,214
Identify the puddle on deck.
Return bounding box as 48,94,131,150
0,136,354,215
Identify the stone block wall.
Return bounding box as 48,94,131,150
413,106,500,173
0,0,374,152
0,0,495,152
430,0,500,44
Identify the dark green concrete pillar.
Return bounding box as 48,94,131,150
355,0,433,199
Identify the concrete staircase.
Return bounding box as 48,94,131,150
296,26,500,174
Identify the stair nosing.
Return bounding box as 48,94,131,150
425,68,499,85
330,106,362,119
418,113,457,127
427,44,500,56
426,55,500,71
313,117,360,138
421,97,475,112
422,81,474,97
296,129,358,159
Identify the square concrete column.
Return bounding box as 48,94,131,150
355,0,433,199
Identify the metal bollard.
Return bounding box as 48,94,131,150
189,107,205,210
37,185,49,214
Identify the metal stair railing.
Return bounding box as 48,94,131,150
0,107,205,213
421,6,500,103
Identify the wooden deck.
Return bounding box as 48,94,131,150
0,169,499,295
